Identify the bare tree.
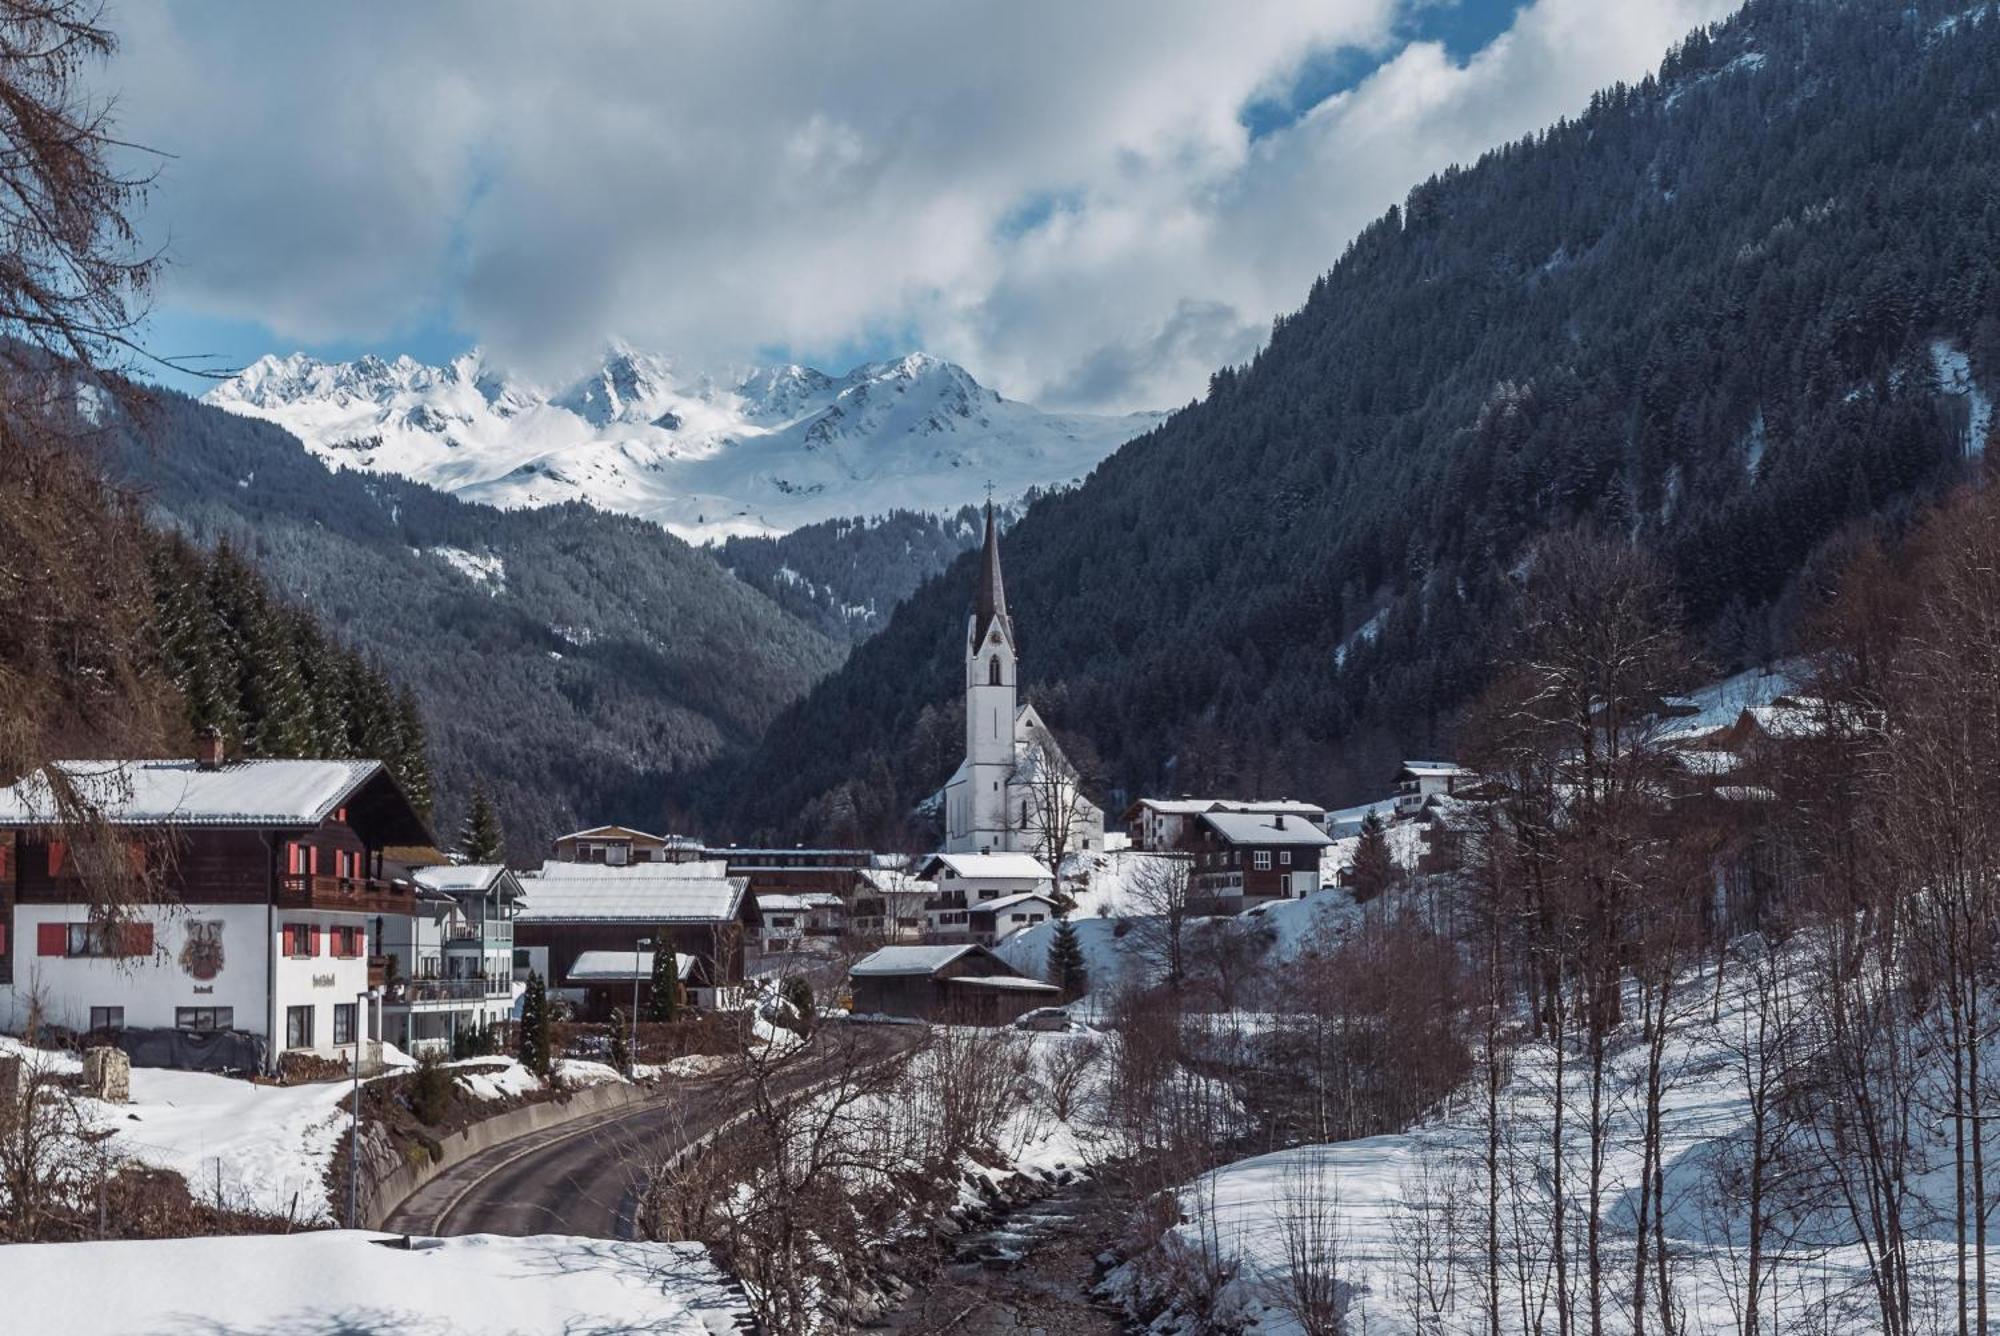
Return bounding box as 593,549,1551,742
1261,1149,1348,1336
1126,853,1197,994
1013,723,1096,885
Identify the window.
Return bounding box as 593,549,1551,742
176,1007,234,1031
1280,851,1292,866
282,923,317,958
1254,850,1273,871
332,1002,357,1046
330,925,363,958
89,1006,124,1032
286,1005,315,1050
978,888,1000,900
64,922,152,958
769,917,795,929
989,656,1002,686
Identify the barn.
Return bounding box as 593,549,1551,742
847,943,1060,1025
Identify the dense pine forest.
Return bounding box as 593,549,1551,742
712,0,2000,845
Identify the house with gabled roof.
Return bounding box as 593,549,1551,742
0,739,432,1071
377,863,522,1056
514,859,752,1010
846,942,1058,1024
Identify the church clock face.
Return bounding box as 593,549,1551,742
989,631,1001,646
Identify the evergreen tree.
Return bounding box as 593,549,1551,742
607,1007,630,1074
459,785,504,863
780,975,815,1034
645,939,680,1022
1047,914,1088,1000
1351,810,1397,904
517,970,552,1077
394,686,435,817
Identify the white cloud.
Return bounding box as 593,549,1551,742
108,0,1736,411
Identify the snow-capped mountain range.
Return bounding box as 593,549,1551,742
204,345,1163,541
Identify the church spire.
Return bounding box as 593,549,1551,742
971,498,1010,647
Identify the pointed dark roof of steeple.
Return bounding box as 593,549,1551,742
971,499,1011,647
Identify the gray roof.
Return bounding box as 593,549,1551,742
850,944,981,977
517,862,746,923
972,892,1059,915
917,851,1053,881
971,499,1011,647
1199,810,1336,847
0,758,381,829
567,949,694,983
413,864,520,897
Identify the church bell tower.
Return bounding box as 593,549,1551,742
963,500,1017,851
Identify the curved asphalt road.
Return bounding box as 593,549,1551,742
383,1023,923,1240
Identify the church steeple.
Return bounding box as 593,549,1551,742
971,499,1012,649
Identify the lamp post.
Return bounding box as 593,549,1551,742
631,937,652,1076
348,985,380,1229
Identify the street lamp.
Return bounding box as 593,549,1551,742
348,985,380,1229
631,937,653,1076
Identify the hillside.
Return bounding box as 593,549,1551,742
205,346,1161,544
714,0,2000,843
109,389,843,856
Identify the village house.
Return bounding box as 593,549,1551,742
376,863,522,1056
1393,761,1478,816
851,865,930,943
551,825,705,866
750,891,846,956
1186,810,1332,913
914,850,1053,941
847,943,1059,1025
562,947,692,1021
1124,797,1329,853
964,891,1059,947
0,744,431,1072
513,859,751,1011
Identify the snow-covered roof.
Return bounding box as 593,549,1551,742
945,975,1060,992
413,864,518,896
567,949,693,983
972,892,1059,915
554,824,669,843
1131,796,1326,818
1198,811,1337,847
858,867,926,895
517,862,745,923
1325,798,1398,827
917,851,1053,881
755,892,843,913
1398,761,1470,779
0,758,384,829
850,944,981,976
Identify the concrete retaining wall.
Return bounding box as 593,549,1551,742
363,1079,653,1230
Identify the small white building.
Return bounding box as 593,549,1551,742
914,851,1053,941
751,891,846,956
1394,761,1477,816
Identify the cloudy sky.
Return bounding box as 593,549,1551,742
112,0,1738,412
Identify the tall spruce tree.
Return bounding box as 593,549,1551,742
1047,914,1088,1000
646,940,680,1022
517,970,551,1077
1350,810,1397,904
459,785,503,863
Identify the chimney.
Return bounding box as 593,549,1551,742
196,727,226,771
1274,815,1286,830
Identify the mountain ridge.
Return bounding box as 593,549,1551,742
205,344,1163,544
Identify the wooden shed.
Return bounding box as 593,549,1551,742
847,943,1060,1025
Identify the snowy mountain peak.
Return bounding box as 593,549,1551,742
204,344,1164,542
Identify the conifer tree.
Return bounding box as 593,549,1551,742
394,687,434,817
607,1007,630,1074
1351,809,1397,904
646,939,680,1022
459,785,503,863
1047,914,1088,1000
781,976,815,1034
517,970,552,1077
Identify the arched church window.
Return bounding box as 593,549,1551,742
988,656,1002,686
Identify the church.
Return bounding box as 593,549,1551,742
940,503,1105,862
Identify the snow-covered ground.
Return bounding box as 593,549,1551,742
0,1230,750,1335
208,345,1162,543
1108,939,1983,1335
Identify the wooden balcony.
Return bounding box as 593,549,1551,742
277,873,417,916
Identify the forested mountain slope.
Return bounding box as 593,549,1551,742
714,0,2000,844
111,390,842,857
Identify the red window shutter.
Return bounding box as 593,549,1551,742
309,924,323,956
122,922,154,957
37,922,66,956
308,846,320,875
46,841,66,877
355,925,365,956
286,843,300,875
0,923,8,955
127,842,148,877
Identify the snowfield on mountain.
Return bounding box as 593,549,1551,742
206,346,1162,542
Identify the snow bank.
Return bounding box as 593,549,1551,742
0,1229,749,1335
0,1036,356,1222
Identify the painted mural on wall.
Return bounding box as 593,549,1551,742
178,920,224,981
